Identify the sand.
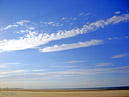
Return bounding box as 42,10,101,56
0,89,129,97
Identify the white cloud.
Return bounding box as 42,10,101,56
0,63,20,68
0,31,44,52
107,37,120,40
96,63,113,67
0,20,30,32
0,14,129,53
0,24,18,32
1,66,129,79
0,69,46,74
51,65,78,68
79,12,90,17
16,20,30,26
107,36,129,40
55,14,129,40
48,60,86,66
61,17,68,20
105,14,129,24
0,70,27,74
114,11,120,14
40,39,103,52
41,21,63,27
0,62,31,69
0,65,7,68
107,37,112,40
31,69,46,72
69,17,77,21
63,60,86,64
3,63,20,65
111,53,129,58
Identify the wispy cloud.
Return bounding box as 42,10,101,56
0,63,20,68
40,21,63,27
0,20,30,32
0,69,46,74
63,60,86,64
48,60,85,67
51,61,85,68
0,70,27,74
96,63,113,67
40,39,103,52
3,63,20,65
0,65,7,68
78,12,90,17
61,17,77,21
107,37,121,40
1,66,129,79
0,62,30,68
16,27,35,34
51,65,78,68
61,17,68,20
31,69,46,72
0,24,18,31
16,20,30,26
111,53,129,58
0,14,129,53
114,11,120,14
107,36,128,40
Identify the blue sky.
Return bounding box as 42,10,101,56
0,0,129,89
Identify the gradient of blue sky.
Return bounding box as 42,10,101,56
0,0,129,89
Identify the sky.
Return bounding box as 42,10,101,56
0,0,129,89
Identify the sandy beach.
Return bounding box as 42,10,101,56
0,89,129,97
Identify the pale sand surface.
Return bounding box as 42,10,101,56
0,90,129,97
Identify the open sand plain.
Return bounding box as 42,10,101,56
0,89,129,97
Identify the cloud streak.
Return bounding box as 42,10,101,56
96,63,113,67
111,53,129,58
0,20,30,32
114,11,120,14
0,69,46,74
63,60,86,64
0,63,20,68
1,66,129,79
40,39,103,52
40,21,63,27
0,14,129,53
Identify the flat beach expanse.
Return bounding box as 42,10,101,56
0,89,129,97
